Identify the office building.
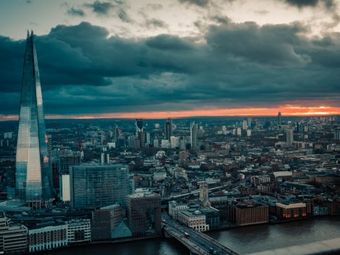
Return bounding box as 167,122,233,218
334,128,340,141
199,181,210,208
190,122,199,150
60,174,70,202
127,190,161,236
15,31,52,206
135,119,145,149
286,127,294,146
278,112,282,126
92,204,122,240
165,118,172,140
70,164,130,209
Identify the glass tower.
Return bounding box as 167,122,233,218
15,31,52,204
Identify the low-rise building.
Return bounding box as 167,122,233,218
28,224,68,253
276,202,307,220
67,219,91,244
168,201,189,220
0,213,28,254
177,209,209,232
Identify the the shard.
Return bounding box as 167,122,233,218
15,31,52,205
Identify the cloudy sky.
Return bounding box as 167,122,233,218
1,0,340,119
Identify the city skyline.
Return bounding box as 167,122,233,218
0,0,340,119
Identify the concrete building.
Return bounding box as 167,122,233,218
66,219,91,244
227,200,269,226
0,213,28,254
28,224,67,253
177,209,209,232
276,202,307,220
199,181,210,208
168,201,189,220
60,174,70,202
92,204,123,240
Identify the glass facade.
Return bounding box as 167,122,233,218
15,31,52,203
70,164,130,209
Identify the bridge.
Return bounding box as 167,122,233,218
162,214,238,255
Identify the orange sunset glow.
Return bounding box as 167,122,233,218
1,105,339,121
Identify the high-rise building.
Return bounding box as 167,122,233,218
190,122,199,150
286,127,294,146
277,112,282,126
165,118,172,141
135,119,145,149
70,164,130,209
15,31,52,206
199,181,210,208
242,120,248,130
127,190,161,236
0,212,28,254
334,128,340,141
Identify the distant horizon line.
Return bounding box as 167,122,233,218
1,111,339,121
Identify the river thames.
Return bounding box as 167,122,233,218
49,218,340,255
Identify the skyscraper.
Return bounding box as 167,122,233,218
165,118,172,141
277,112,282,126
135,119,145,149
190,122,198,150
15,31,52,205
286,127,294,146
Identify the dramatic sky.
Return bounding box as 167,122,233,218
1,0,340,119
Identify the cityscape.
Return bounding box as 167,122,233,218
1,0,340,255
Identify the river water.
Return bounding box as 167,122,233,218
49,218,340,255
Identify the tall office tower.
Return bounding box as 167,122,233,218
135,119,145,149
114,125,120,143
165,118,172,140
242,119,248,130
190,122,199,150
334,128,340,141
286,127,294,146
277,112,282,126
199,181,210,208
70,164,130,209
15,31,52,205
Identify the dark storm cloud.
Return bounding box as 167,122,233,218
178,0,210,7
284,0,335,8
0,21,340,115
86,1,113,15
145,19,168,29
67,7,85,17
85,0,131,22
